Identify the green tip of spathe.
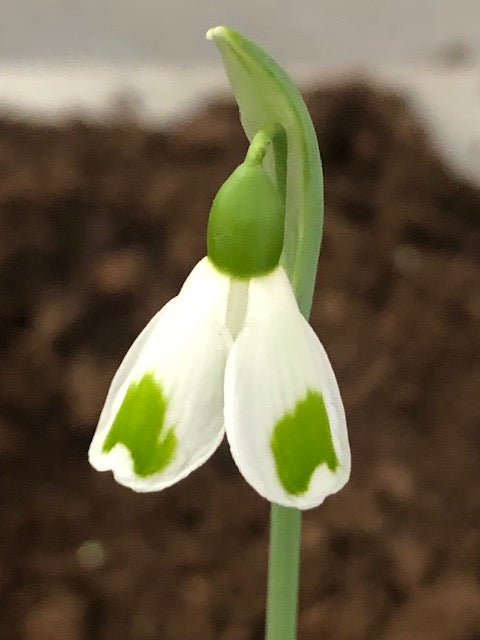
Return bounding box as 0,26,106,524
206,25,230,42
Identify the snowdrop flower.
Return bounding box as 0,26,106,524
89,149,350,509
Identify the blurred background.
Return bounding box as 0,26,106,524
1,0,480,64
0,2,479,639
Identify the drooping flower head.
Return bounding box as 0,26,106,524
89,132,350,509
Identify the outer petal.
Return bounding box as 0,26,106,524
89,258,231,491
224,266,350,509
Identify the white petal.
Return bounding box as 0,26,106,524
89,257,232,491
224,266,350,509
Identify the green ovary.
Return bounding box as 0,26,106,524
271,390,339,495
207,162,284,279
102,373,177,477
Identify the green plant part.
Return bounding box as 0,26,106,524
271,390,339,495
207,156,284,279
207,26,324,317
102,373,177,477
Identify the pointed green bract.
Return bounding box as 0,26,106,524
102,373,177,477
271,390,338,495
207,26,323,318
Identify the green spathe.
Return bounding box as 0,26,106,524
207,161,284,278
207,26,324,317
102,373,177,477
271,390,339,495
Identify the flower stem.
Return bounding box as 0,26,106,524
244,123,284,167
265,504,302,640
207,27,324,640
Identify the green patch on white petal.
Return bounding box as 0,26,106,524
271,390,338,495
102,373,177,477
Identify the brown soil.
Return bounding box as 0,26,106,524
0,83,479,640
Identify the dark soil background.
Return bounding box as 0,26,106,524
1,83,479,640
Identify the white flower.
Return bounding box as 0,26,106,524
89,256,350,509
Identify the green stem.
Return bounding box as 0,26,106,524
266,505,302,640
244,123,284,167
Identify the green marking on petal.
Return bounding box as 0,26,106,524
102,373,177,477
271,390,338,495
